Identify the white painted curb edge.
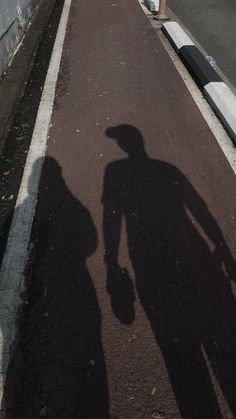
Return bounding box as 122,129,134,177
162,21,194,50
162,22,236,144
144,0,159,12
0,0,73,407
204,82,236,143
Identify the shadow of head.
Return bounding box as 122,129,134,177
28,157,62,195
106,125,146,158
28,156,98,258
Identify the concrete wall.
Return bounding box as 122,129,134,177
0,0,39,78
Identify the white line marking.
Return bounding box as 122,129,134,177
162,22,194,50
0,0,72,406
137,0,236,175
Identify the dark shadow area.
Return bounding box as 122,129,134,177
3,157,110,418
106,266,135,325
103,125,236,418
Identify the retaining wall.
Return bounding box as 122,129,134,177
0,0,39,78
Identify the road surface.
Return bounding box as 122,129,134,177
169,0,236,90
0,0,236,418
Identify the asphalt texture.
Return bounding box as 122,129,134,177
2,0,236,418
168,0,236,90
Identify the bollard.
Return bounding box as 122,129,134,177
155,0,169,21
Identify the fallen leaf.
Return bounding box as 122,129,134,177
151,386,157,396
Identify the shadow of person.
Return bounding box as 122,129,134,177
103,124,236,418
3,157,110,419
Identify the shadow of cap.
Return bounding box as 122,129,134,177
105,125,144,154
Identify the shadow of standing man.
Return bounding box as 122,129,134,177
102,124,236,418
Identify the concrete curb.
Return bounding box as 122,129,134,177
144,0,159,12
162,21,236,144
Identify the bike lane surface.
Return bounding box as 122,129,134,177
3,0,236,418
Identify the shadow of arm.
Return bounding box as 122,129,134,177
182,173,236,280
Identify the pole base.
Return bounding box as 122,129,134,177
154,14,169,21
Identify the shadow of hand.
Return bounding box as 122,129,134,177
106,265,135,325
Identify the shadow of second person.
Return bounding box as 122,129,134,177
4,157,110,419
103,124,236,419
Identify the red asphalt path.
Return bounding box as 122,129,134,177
3,0,236,418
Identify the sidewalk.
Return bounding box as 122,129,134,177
2,0,236,418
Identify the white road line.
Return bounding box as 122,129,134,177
0,0,72,405
138,0,236,175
